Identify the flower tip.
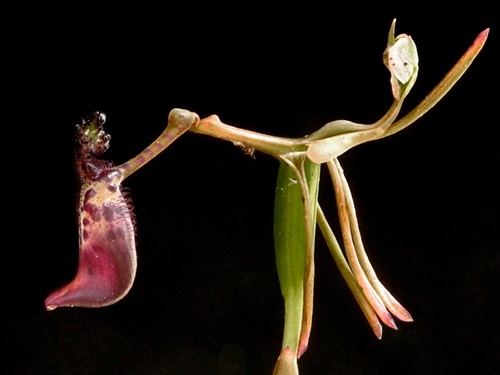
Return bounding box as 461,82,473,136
399,312,414,323
479,28,490,39
382,311,399,331
373,323,383,339
44,290,58,310
44,233,137,310
297,341,309,359
474,28,490,49
45,303,57,311
44,260,136,309
394,305,414,322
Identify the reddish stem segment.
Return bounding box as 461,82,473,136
119,109,200,179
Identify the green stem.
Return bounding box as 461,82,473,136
274,160,306,353
273,153,320,357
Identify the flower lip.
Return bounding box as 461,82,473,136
46,113,137,311
45,168,137,310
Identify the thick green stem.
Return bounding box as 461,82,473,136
274,160,306,353
273,154,320,359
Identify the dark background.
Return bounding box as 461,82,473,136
4,5,498,375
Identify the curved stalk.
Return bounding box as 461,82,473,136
383,28,489,137
190,115,309,156
118,108,200,179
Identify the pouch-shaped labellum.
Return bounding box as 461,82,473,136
45,169,137,309
45,112,137,310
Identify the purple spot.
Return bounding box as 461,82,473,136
90,244,105,255
102,203,116,222
116,226,126,239
143,148,155,157
82,229,90,240
84,202,102,221
135,155,147,167
82,217,90,226
84,188,97,201
84,162,101,180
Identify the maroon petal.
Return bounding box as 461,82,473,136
45,169,137,310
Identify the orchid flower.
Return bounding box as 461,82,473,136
45,109,200,310
45,19,488,375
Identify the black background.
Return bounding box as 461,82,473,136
4,5,498,375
